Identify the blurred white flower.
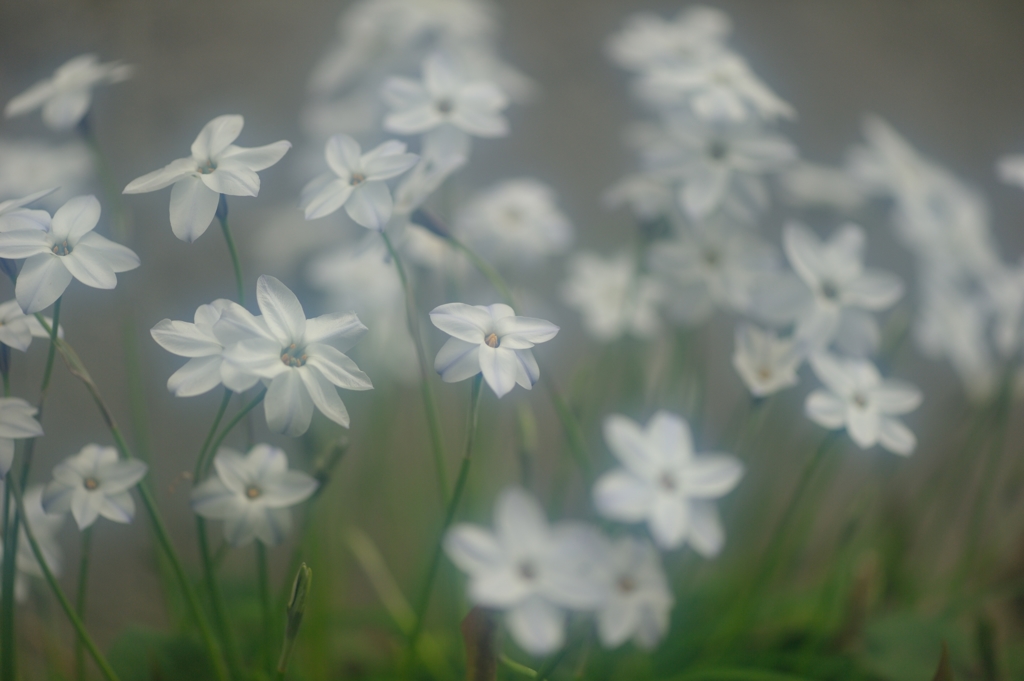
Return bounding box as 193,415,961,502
732,324,801,397
429,302,558,398
123,115,291,243
191,444,318,547
561,252,662,342
4,54,133,130
997,155,1024,189
444,487,606,656
0,300,60,352
595,535,673,650
300,134,418,229
805,353,922,456
755,223,902,355
603,174,675,222
606,6,731,72
636,52,794,122
778,161,870,211
41,445,148,530
454,179,572,264
643,118,795,221
0,140,92,202
0,188,55,233
649,224,777,325
150,299,246,397
0,398,43,478
383,53,509,155
218,275,372,436
1,485,64,602
594,411,743,554
0,195,140,313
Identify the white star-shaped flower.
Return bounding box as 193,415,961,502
0,398,43,477
4,54,133,130
561,252,663,342
606,6,731,72
593,411,744,553
594,535,674,650
0,299,60,352
0,195,140,313
805,353,922,456
191,445,318,547
444,487,606,656
218,275,372,436
41,445,148,530
429,303,558,398
732,323,802,398
123,115,291,243
300,134,418,229
150,299,245,397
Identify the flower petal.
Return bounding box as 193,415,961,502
494,316,559,349
97,491,136,524
264,370,314,437
603,414,659,479
344,181,393,230
301,176,352,220
429,303,490,343
60,248,116,289
877,416,916,456
324,134,362,177
593,471,652,522
150,319,221,357
169,175,220,243
218,141,291,171
495,487,548,550
872,380,922,415
649,495,689,549
506,597,565,656
304,312,367,349
805,390,847,429
123,157,196,194
74,233,140,272
260,470,318,508
0,229,52,259
444,524,503,574
297,366,351,428
479,345,519,398
434,337,481,383
257,275,306,343
51,195,100,243
167,356,224,397
686,455,743,498
16,254,72,313
687,501,725,557
192,115,244,161
305,344,372,391
201,162,260,197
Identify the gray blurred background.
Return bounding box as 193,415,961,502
3,0,1024,666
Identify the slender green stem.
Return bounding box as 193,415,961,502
380,230,449,504
535,645,571,681
76,526,94,681
406,374,483,667
1,369,9,398
206,390,267,463
257,542,272,671
7,476,121,681
500,654,538,678
543,374,592,483
38,296,62,401
217,196,245,305
196,389,234,480
448,236,516,307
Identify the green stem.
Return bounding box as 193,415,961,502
196,389,234,480
543,374,592,483
535,645,571,681
380,230,449,504
205,390,267,464
257,542,272,671
217,196,245,305
76,526,94,681
405,374,483,668
7,476,121,681
500,654,538,678
448,235,516,307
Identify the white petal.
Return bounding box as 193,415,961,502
97,491,135,524
254,507,292,546
603,414,659,479
4,80,55,118
429,303,490,343
593,471,652,522
443,524,503,574
304,312,367,348
846,404,879,449
257,275,306,343
384,104,444,135
218,141,291,171
686,455,743,498
687,501,725,557
871,381,922,415
324,134,362,176
200,162,259,197
0,229,52,259
301,177,352,220
804,390,847,429
495,487,548,549
844,272,904,310
782,222,824,289
809,353,856,396
60,248,116,289
16,254,72,313
494,316,559,350
598,597,641,648
150,319,221,357
479,345,519,398
506,597,565,656
264,370,314,437
50,195,100,242
305,344,372,391
123,157,196,194
649,495,688,549
42,91,91,130
646,411,694,468
877,416,916,456
169,176,220,243
260,470,318,508
95,459,147,493
190,477,243,519
681,168,729,220
362,147,418,181
297,366,350,428
513,349,540,389
167,356,224,397
192,115,244,161
71,491,101,529
344,182,393,230
0,439,13,477
74,233,140,272
434,337,482,383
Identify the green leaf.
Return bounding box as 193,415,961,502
107,627,216,681
931,643,953,681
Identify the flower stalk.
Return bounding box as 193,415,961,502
216,195,245,305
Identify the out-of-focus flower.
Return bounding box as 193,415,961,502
454,179,572,264
0,300,59,352
755,223,902,356
636,52,794,122
0,140,92,203
603,174,675,222
191,445,318,546
0,189,56,234
606,6,731,72
429,302,558,398
561,252,662,341
150,299,246,397
218,275,372,436
383,53,509,155
805,353,922,456
300,134,418,229
0,398,43,478
643,118,796,221
123,115,291,243
997,155,1024,189
594,411,743,554
4,54,133,130
594,535,673,650
0,195,140,313
1,485,64,602
778,161,870,211
732,324,801,397
444,487,606,655
41,445,147,530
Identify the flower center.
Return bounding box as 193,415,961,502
198,160,218,175
245,485,262,499
757,366,772,381
707,140,728,161
349,172,366,186
280,343,308,367
702,248,721,266
485,333,500,348
83,477,99,491
617,575,637,594
517,561,538,581
820,281,840,301
659,471,678,492
436,98,454,114
51,240,72,256
852,392,868,409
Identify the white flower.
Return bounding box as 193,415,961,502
561,252,662,342
444,487,606,656
123,115,291,243
300,134,418,229
0,299,60,352
732,324,801,397
0,398,43,478
602,174,675,222
636,51,794,122
429,303,558,398
1,485,64,602
595,535,673,650
4,54,133,130
606,6,731,72
382,53,509,154
191,444,318,547
41,445,148,530
778,161,870,211
755,223,903,355
0,188,54,234
218,275,372,436
593,411,743,553
0,195,140,313
150,299,245,397
453,179,573,264
643,117,796,221
805,353,922,456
